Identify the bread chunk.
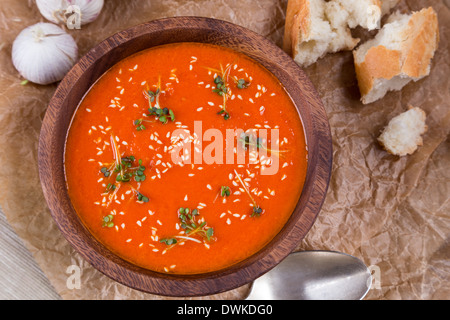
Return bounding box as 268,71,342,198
378,107,427,156
283,0,400,67
353,7,439,104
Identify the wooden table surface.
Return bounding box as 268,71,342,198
0,206,60,300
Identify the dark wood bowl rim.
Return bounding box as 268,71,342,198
38,16,332,297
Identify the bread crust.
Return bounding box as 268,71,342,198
401,7,439,78
354,46,402,98
283,0,310,56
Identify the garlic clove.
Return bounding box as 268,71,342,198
12,23,78,85
36,0,66,25
36,0,104,26
70,0,105,25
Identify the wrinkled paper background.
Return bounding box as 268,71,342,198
0,0,448,299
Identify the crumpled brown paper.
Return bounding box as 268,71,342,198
0,0,448,300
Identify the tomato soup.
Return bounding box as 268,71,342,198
64,42,307,274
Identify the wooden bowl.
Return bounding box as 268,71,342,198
38,17,332,297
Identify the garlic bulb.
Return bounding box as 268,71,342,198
12,23,78,85
36,0,104,26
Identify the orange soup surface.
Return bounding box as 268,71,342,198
65,43,307,274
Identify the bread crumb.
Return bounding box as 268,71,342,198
378,107,427,156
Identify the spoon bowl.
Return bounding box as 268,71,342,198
246,251,372,300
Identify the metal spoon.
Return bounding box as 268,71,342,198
246,250,372,300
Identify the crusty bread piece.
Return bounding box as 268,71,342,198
283,0,400,67
353,7,439,104
283,0,349,67
378,106,427,156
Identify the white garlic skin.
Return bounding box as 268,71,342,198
12,23,78,85
36,0,104,26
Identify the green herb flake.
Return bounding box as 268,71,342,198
220,186,231,197
236,78,250,89
160,238,177,246
137,192,149,203
251,206,263,218
102,214,115,228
